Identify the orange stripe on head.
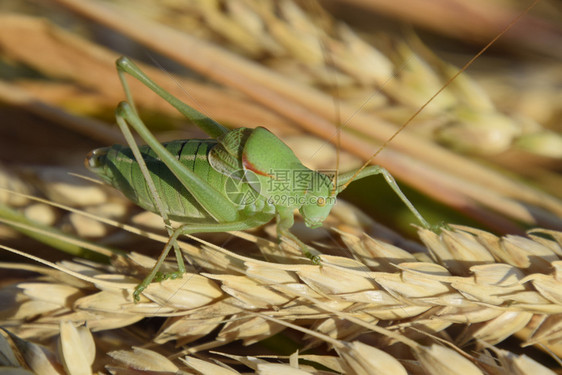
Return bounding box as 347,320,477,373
242,153,275,178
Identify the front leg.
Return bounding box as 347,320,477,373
337,165,432,229
275,207,321,264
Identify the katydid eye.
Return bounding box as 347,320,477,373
317,197,326,207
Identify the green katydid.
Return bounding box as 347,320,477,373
86,57,430,302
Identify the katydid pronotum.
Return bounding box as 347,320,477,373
85,57,431,301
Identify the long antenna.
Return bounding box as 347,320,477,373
305,0,342,197
340,0,540,192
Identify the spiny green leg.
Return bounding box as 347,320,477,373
133,217,272,302
276,207,321,264
115,105,186,299
116,57,228,139
338,166,432,230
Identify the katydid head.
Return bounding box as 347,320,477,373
240,127,338,228
299,171,337,229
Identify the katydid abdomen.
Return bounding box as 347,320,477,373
86,138,274,223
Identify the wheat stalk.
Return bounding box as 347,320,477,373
1,216,562,373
